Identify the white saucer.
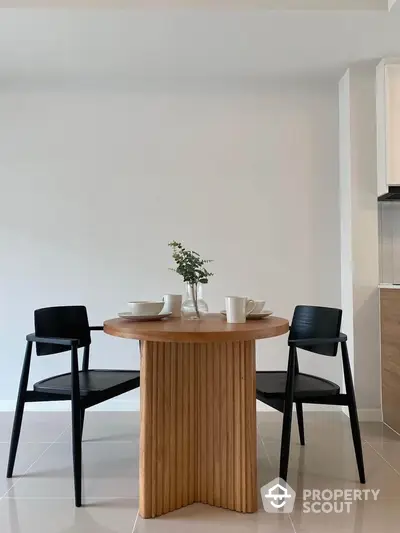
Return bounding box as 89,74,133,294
220,310,273,320
118,312,172,322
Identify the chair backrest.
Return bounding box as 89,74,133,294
34,305,91,356
289,305,342,357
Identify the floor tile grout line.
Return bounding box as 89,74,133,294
363,440,400,477
3,496,139,500
0,425,70,500
3,425,70,495
259,429,298,533
27,439,133,442
383,421,400,438
81,441,138,445
258,430,274,468
0,441,69,445
6,495,400,501
131,509,139,532
288,513,297,533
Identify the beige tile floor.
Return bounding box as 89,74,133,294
0,411,400,532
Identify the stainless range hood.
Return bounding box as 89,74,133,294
379,186,400,201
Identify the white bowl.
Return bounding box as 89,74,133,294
128,301,164,316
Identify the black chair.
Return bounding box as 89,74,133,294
6,305,140,507
256,305,365,484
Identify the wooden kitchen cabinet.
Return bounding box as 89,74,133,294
380,288,400,432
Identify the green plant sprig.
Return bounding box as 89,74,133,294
168,241,213,285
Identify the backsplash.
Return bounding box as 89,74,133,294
379,202,400,283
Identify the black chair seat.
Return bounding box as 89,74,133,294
256,371,340,400
34,370,140,396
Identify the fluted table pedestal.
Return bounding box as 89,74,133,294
103,314,289,518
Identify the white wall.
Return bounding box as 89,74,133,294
339,66,381,420
339,70,355,392
0,80,341,411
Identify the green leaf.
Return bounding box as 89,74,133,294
168,241,213,284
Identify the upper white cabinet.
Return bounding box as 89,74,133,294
377,61,400,197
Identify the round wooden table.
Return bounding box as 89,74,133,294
104,314,289,518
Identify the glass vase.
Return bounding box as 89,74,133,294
181,282,208,320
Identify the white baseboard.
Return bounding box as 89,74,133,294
0,401,340,413
341,406,382,422
256,401,339,412
0,401,383,421
0,399,140,412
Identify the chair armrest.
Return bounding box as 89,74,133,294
89,326,104,331
26,334,79,346
289,333,347,346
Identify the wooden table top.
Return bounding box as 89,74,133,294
103,313,289,343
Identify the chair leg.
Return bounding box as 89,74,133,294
7,395,26,478
279,408,293,482
71,346,82,507
348,398,365,484
341,341,366,484
279,346,296,482
72,401,82,506
80,409,85,440
7,341,32,478
296,402,305,446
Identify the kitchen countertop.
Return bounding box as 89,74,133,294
379,283,400,289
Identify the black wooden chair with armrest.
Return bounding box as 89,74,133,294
6,305,140,507
256,305,365,484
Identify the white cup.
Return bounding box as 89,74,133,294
250,300,266,314
225,296,256,324
162,294,182,318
